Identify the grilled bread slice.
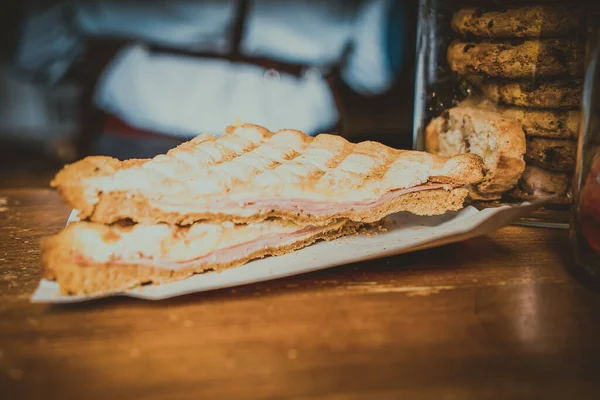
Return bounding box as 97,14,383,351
51,124,484,225
42,218,375,295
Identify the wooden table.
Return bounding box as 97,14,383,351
2,182,600,400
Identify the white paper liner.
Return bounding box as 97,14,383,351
31,201,544,303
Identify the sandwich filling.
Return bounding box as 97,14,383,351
162,183,457,216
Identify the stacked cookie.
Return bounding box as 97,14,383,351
428,5,584,204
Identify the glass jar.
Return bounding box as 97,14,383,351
413,0,588,228
570,24,600,288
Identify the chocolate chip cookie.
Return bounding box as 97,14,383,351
447,39,584,78
526,138,577,172
459,97,580,139
499,108,580,140
509,165,572,205
478,80,582,109
451,6,582,38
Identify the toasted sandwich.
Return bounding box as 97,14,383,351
51,124,484,226
42,124,484,295
42,218,375,295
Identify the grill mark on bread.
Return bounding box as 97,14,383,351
207,130,311,191
276,135,340,185
202,142,244,164
144,130,259,180
324,139,353,169
315,140,387,191
358,143,399,183
50,124,485,224
249,130,316,187
271,134,353,189
199,129,267,165
140,126,277,192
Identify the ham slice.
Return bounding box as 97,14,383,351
235,183,455,215
159,183,458,220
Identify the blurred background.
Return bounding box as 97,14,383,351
0,0,418,187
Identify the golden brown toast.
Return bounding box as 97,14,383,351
51,124,484,225
42,218,376,295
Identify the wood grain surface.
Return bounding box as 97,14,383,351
1,185,600,400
